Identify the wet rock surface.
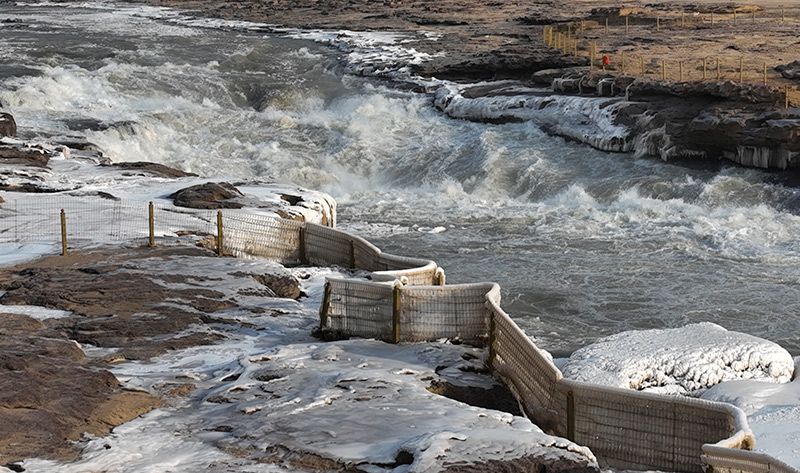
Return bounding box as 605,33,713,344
0,245,307,463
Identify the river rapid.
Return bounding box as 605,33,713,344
3,2,800,357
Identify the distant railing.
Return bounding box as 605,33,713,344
541,7,800,107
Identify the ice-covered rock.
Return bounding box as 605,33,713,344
561,322,794,395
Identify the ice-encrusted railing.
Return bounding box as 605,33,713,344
0,197,794,473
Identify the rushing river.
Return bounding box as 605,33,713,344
3,2,800,356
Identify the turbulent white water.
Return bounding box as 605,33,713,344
4,1,800,356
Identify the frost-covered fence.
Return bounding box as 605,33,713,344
1,196,795,473
484,296,754,473
320,280,493,344
0,197,444,284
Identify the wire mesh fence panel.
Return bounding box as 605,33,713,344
0,197,151,245
351,235,382,270
398,283,492,343
559,379,743,473
703,446,798,473
222,211,302,263
326,278,395,341
491,306,563,434
376,253,440,285
152,204,217,238
305,223,355,268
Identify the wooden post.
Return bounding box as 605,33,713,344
589,41,596,69
60,209,67,256
605,17,609,34
703,58,707,80
681,12,685,27
298,225,307,264
763,62,767,86
216,210,223,256
621,51,625,74
679,60,684,81
392,283,402,344
488,311,497,370
567,390,576,441
734,10,737,25
740,57,747,83
148,201,154,247
319,281,331,327
625,15,629,33
349,239,356,268
717,58,721,80
641,56,645,75
662,60,666,81
656,14,660,31
752,9,755,23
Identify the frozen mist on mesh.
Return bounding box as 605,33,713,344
3,2,800,356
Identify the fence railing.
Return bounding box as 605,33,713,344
0,197,444,285
1,196,795,473
541,8,800,107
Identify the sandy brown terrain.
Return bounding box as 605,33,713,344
129,0,800,87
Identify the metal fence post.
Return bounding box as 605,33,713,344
148,201,155,247
392,283,402,344
567,390,576,441
60,209,67,256
488,310,497,371
319,281,331,327
216,210,223,256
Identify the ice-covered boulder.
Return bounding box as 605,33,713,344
561,322,794,395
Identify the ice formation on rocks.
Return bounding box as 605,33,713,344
561,322,794,395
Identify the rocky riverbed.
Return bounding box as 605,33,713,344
106,0,800,170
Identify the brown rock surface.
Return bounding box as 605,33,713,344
0,245,305,463
0,316,161,463
169,181,244,209
0,113,16,137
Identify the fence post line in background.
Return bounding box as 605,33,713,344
488,310,497,370
662,60,666,81
641,56,645,76
625,15,629,34
605,17,608,34
60,209,67,256
679,60,684,82
319,281,331,327
567,390,576,441
148,201,155,247
717,58,721,80
656,14,660,31
392,283,402,344
763,62,767,86
216,210,223,256
681,12,685,27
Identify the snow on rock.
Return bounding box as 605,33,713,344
561,322,794,395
